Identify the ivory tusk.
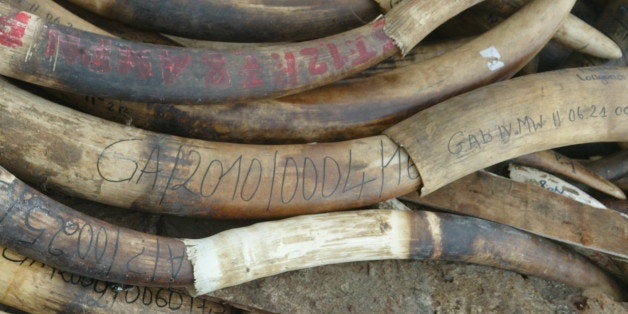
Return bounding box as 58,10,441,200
508,164,608,208
65,0,382,42
565,0,627,67
400,170,628,273
483,0,622,59
53,0,572,144
512,150,626,199
5,0,184,46
0,166,621,298
1,65,626,218
5,0,109,36
554,14,623,60
384,66,628,195
0,0,482,103
586,149,628,182
64,0,623,61
7,0,468,72
0,248,249,313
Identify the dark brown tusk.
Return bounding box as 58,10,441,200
512,150,626,199
0,166,622,298
400,171,628,264
53,0,571,143
0,65,626,218
0,0,483,103
586,149,628,182
65,0,382,42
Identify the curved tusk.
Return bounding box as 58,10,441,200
0,0,482,103
5,0,110,36
0,248,246,313
554,14,623,60
508,164,608,208
512,150,626,199
1,66,626,218
54,0,572,144
587,149,628,182
402,170,628,260
65,0,382,42
384,66,628,195
0,166,621,298
483,0,622,59
64,0,622,60
564,0,627,67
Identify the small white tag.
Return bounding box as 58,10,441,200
480,46,505,71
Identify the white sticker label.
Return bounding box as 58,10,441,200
480,46,505,71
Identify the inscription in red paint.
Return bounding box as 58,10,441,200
240,55,264,89
158,51,190,84
202,53,231,88
118,48,153,80
82,39,112,73
300,48,328,75
44,29,81,64
271,52,297,87
327,43,346,70
350,36,378,66
373,19,396,53
0,12,31,48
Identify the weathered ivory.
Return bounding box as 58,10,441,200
1,67,626,217
512,150,625,199
0,247,237,313
65,0,383,42
402,170,628,260
378,0,622,59
0,0,481,103
509,164,608,209
587,149,628,181
554,14,623,60
52,0,573,144
0,166,620,298
384,67,628,195
5,0,109,35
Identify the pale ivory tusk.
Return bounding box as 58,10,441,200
378,0,622,59
565,0,626,68
50,0,571,144
0,0,482,103
0,248,241,314
1,66,626,218
512,150,626,199
554,14,623,60
508,164,608,209
0,166,621,298
384,66,628,196
486,0,622,59
400,170,628,278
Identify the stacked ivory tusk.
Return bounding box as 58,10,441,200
40,0,572,144
0,0,488,103
1,66,625,218
0,166,622,299
0,0,626,312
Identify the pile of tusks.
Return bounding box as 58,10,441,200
0,0,625,312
